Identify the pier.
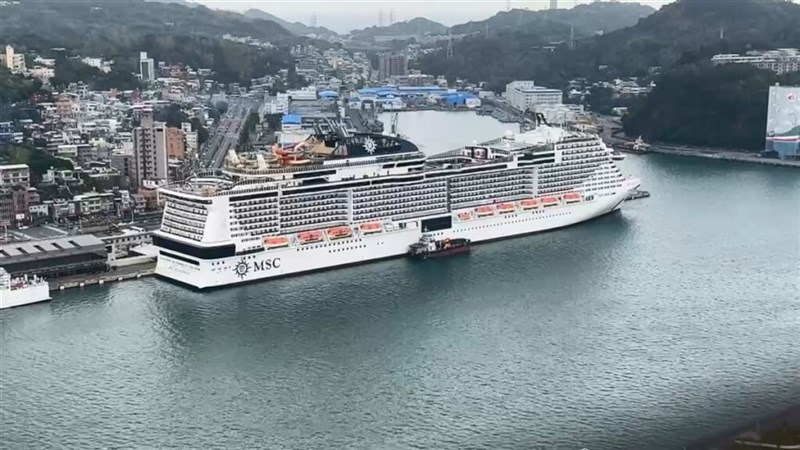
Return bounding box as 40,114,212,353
50,262,156,291
645,145,800,168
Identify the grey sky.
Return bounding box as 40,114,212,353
195,0,674,33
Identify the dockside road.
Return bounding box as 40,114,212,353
50,262,156,291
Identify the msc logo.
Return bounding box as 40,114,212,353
232,257,281,279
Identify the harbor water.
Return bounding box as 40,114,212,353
1,111,799,449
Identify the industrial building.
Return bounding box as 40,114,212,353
505,81,564,112
0,235,110,279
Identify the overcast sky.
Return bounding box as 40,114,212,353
195,0,674,33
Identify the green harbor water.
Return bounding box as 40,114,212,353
1,111,798,449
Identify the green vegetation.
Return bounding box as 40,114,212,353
418,0,800,91
50,58,140,91
350,18,449,42
623,64,800,151
0,0,301,86
0,145,74,181
238,112,260,148
450,3,654,37
0,68,44,104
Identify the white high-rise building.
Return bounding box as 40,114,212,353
139,52,155,82
0,45,26,74
133,110,168,187
505,81,563,112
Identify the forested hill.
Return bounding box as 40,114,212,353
417,0,800,91
243,9,339,39
2,0,296,54
450,2,655,38
623,65,800,151
0,0,305,86
348,18,450,42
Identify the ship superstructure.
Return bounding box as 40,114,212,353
154,120,639,289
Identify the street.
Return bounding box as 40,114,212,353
200,99,257,169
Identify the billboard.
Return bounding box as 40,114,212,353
765,85,800,159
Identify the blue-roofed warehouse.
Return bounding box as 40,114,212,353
319,90,339,99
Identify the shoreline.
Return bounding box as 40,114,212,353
686,404,800,449
642,145,800,168
49,262,156,291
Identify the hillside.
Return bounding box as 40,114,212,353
243,8,339,39
1,0,296,54
573,0,800,78
451,2,655,37
623,64,800,151
0,0,301,85
349,18,449,42
418,0,800,90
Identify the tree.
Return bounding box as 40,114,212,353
155,104,186,128
623,64,800,151
0,145,74,181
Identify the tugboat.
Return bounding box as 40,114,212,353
409,235,471,259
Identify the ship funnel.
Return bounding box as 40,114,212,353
227,149,240,165
256,153,267,170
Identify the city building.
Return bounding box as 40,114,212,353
73,192,115,216
29,66,55,83
0,186,32,226
765,85,800,160
0,235,109,279
1,45,26,74
550,0,558,9
99,227,152,259
132,110,169,187
139,52,155,82
378,52,408,81
711,49,800,75
505,81,564,111
165,126,185,159
0,164,30,188
111,148,136,187
181,122,198,157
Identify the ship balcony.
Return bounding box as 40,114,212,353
164,205,208,222
160,225,203,241
281,208,349,221
354,194,445,209
163,212,206,229
355,200,448,217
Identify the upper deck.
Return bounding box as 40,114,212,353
162,125,605,199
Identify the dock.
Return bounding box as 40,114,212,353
50,262,156,291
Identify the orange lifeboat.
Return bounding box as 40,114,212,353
298,230,324,244
520,199,539,210
497,203,516,214
360,222,383,234
264,236,290,249
458,211,472,221
541,196,559,207
475,205,495,217
327,226,352,240
563,192,582,204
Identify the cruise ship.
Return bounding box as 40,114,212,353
153,116,640,289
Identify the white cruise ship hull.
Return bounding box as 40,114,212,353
155,187,631,290
0,283,51,309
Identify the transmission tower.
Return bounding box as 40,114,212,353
389,9,394,25
446,31,454,59
310,13,317,27
378,9,383,27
